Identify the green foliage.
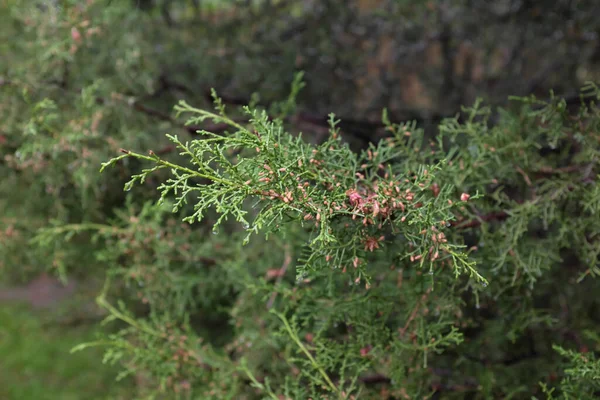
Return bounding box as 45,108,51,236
35,83,600,399
548,340,600,398
2,1,600,399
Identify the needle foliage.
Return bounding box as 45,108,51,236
31,81,600,399
1,1,600,399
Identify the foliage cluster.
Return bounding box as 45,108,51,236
69,82,598,399
1,1,600,399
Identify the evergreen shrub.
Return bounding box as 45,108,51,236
37,81,600,399
1,1,599,399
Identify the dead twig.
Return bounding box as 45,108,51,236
266,245,292,309
451,211,510,230
399,289,431,337
515,166,532,186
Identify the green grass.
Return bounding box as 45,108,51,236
0,303,134,400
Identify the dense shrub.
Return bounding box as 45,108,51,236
1,1,599,399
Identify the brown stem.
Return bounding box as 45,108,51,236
266,245,292,309
451,211,510,230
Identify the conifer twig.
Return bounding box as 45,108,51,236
515,166,533,186
451,211,509,229
399,289,431,337
266,245,292,309
273,311,342,396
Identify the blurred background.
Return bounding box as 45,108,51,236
1,0,599,398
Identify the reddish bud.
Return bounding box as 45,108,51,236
71,27,82,43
